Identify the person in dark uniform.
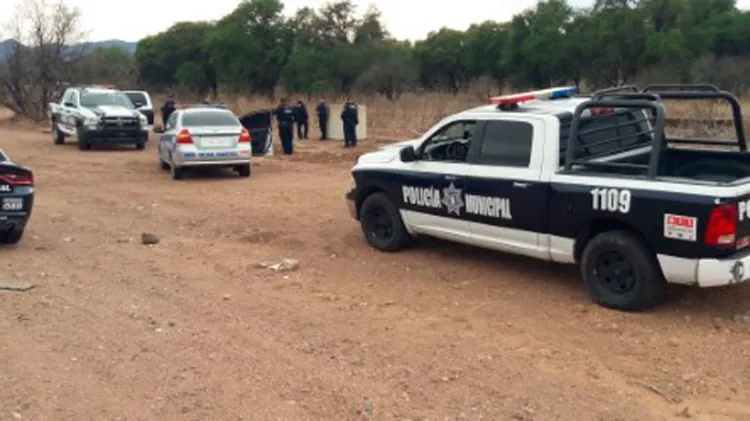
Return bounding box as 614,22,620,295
160,95,176,127
275,98,296,155
294,100,309,140
316,99,329,140
341,98,359,148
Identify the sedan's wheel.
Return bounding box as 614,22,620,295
237,164,251,177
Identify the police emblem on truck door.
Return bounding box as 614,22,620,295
441,183,465,215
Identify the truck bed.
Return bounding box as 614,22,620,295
585,145,750,183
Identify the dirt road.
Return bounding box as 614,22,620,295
1,125,750,421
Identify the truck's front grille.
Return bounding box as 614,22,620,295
101,117,140,130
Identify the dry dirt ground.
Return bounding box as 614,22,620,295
1,122,750,421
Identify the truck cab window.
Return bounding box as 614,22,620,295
477,120,533,167
420,120,476,162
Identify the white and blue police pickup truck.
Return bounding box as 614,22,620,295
346,84,750,311
49,85,150,150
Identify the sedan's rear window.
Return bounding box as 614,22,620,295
182,111,239,127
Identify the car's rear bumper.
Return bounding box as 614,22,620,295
659,247,750,287
173,148,251,167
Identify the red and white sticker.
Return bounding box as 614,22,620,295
664,214,697,241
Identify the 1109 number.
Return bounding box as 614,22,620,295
590,188,631,214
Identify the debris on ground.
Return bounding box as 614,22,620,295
0,281,35,291
267,258,300,272
141,233,160,245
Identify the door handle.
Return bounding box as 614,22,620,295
513,182,530,188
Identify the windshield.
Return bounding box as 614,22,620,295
125,92,147,106
80,92,134,109
182,111,240,127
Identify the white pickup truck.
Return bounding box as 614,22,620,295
49,85,149,150
346,85,750,311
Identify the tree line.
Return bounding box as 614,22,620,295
134,0,750,98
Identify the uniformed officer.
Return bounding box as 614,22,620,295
294,100,309,140
316,99,329,140
341,98,359,148
160,95,176,127
275,98,296,155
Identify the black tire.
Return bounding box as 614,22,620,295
135,141,146,150
580,230,666,311
359,192,410,252
0,227,24,245
52,122,65,145
170,162,184,180
76,126,91,150
237,164,251,177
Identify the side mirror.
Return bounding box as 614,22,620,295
152,125,164,134
399,146,417,162
64,101,75,108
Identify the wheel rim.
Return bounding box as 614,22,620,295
367,206,393,240
593,250,637,294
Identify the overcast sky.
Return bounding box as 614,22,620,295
2,0,750,42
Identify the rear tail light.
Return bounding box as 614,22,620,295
590,107,615,117
0,169,33,186
238,128,251,143
176,129,192,144
705,203,737,246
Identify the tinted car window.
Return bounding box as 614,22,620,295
80,92,134,108
477,120,534,167
182,111,240,127
125,92,148,106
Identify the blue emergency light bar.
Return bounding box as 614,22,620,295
488,86,578,107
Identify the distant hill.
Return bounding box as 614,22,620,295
0,38,136,60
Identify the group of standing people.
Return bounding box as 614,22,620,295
158,94,360,158
274,98,359,155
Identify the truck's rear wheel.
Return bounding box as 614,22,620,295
580,230,666,311
237,164,251,177
359,192,410,252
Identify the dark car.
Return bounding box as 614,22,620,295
0,148,34,244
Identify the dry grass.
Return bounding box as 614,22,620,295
154,91,750,141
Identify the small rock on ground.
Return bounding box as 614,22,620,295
0,281,35,291
141,233,160,245
268,258,299,272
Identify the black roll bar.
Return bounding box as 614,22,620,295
641,89,746,151
565,99,666,179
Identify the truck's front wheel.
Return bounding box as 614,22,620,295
359,192,410,252
580,230,666,311
52,121,65,145
76,126,91,150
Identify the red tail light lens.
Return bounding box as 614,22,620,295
176,129,192,144
0,170,33,186
705,203,737,246
590,107,615,117
238,128,251,143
